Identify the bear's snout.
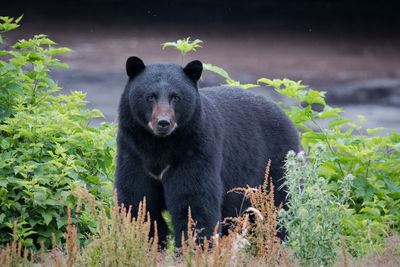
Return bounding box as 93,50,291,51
157,116,171,129
149,101,177,137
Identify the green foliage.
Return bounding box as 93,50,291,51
262,78,400,221
161,37,203,65
203,63,258,89
280,148,351,266
202,63,231,80
161,40,258,89
0,17,116,249
0,15,23,37
260,78,399,258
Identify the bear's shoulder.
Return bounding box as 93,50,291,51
200,86,279,113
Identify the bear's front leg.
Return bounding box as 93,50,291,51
162,159,223,248
115,147,170,248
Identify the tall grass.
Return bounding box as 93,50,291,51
1,161,399,266
0,161,290,266
75,187,160,266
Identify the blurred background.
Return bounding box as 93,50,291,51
3,0,400,132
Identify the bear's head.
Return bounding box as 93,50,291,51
124,56,203,137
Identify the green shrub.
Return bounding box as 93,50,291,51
259,78,399,257
279,147,351,266
0,16,116,249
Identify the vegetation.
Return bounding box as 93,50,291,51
1,20,399,266
260,77,399,259
0,16,116,249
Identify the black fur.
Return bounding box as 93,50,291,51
115,58,299,248
126,56,145,78
183,60,203,82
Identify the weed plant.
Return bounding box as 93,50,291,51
0,16,116,248
279,147,350,266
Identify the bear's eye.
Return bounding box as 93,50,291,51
147,95,156,102
171,95,180,102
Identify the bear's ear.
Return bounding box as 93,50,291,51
183,60,203,83
126,56,145,78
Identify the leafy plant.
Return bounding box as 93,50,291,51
161,39,258,89
203,63,258,89
162,37,203,65
227,160,282,266
0,16,116,249
254,77,399,260
279,148,351,266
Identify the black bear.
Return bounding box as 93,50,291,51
115,56,299,248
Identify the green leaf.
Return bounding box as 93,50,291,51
56,214,68,229
161,42,177,49
48,47,74,55
328,118,352,128
303,89,326,106
203,63,231,80
42,213,52,225
367,127,385,135
301,131,325,149
39,38,56,45
51,62,69,68
257,78,273,86
223,79,258,89
319,106,342,119
23,238,33,246
15,14,24,23
360,207,381,217
0,213,5,223
6,82,23,94
348,122,361,130
42,77,56,88
384,177,400,194
161,37,203,56
357,115,367,124
296,123,313,132
353,176,375,201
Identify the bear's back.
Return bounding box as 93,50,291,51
199,86,297,152
199,86,298,217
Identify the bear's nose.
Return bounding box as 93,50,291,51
157,117,170,129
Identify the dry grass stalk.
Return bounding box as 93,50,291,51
280,249,294,267
65,206,79,267
23,248,28,266
176,206,246,266
52,233,62,267
175,160,286,267
40,240,45,267
340,236,348,267
75,186,161,266
226,160,281,266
